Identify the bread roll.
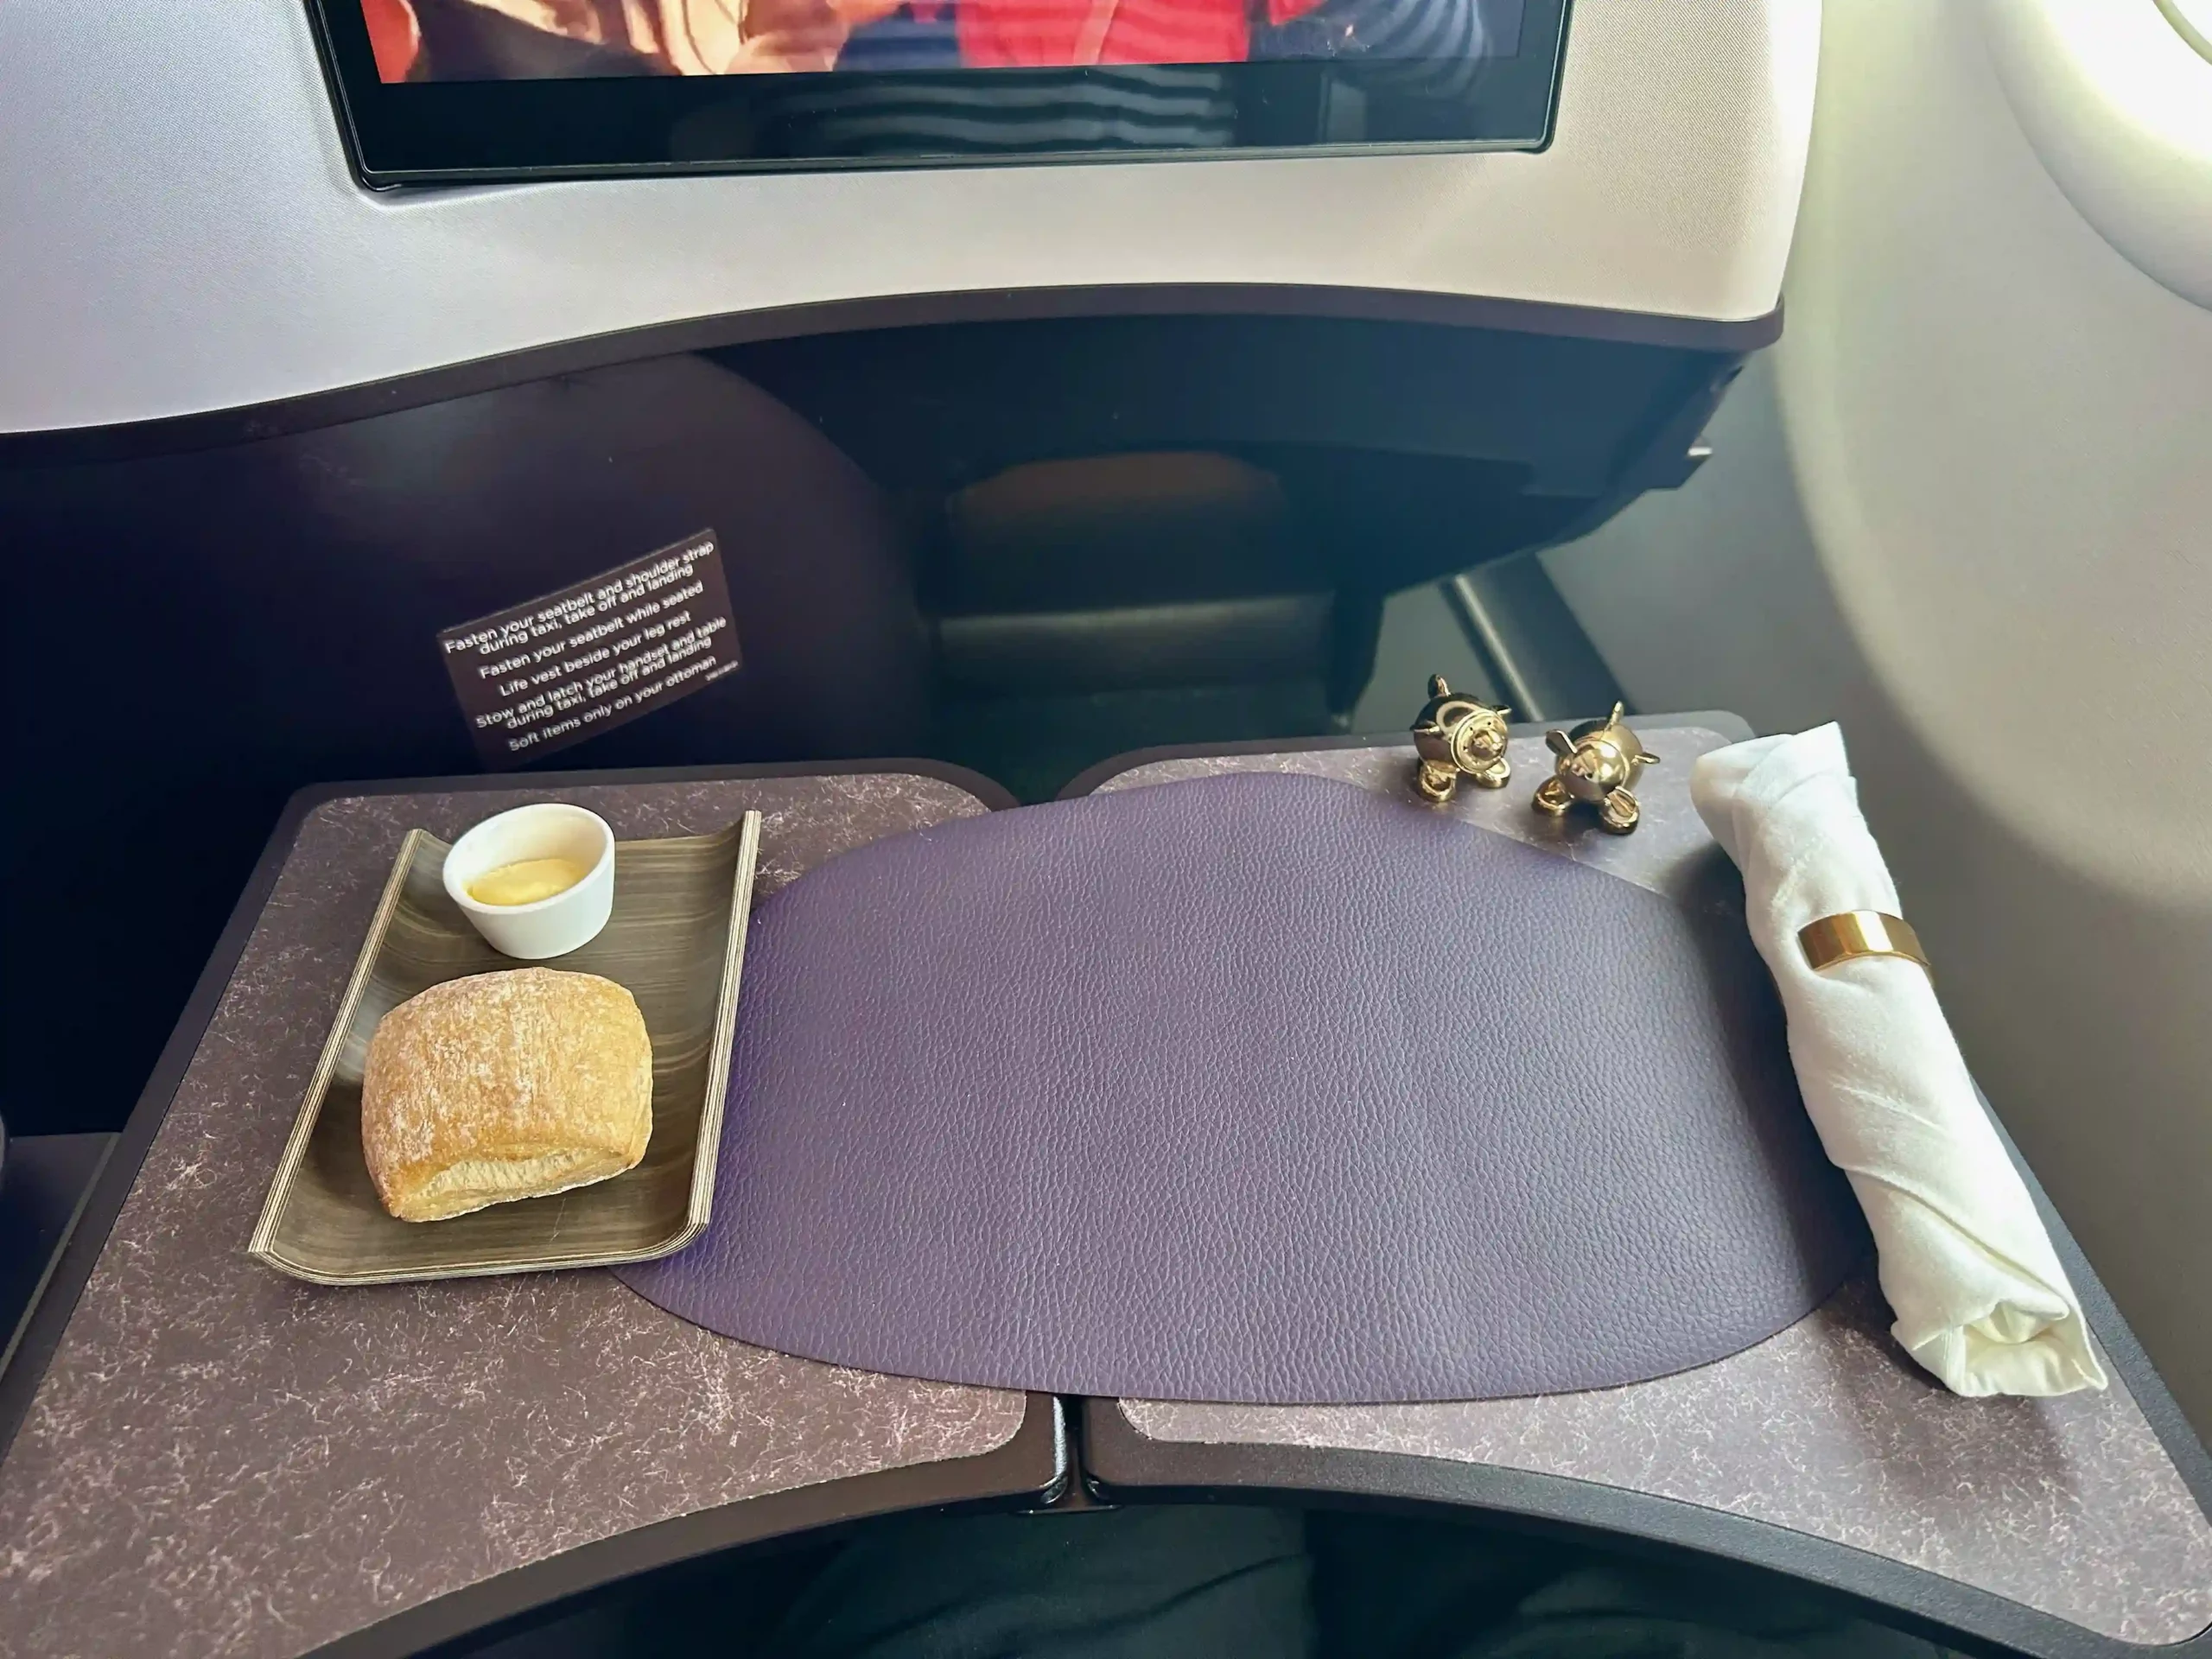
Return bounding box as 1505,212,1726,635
362,967,653,1223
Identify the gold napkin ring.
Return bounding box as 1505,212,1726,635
1799,911,1931,978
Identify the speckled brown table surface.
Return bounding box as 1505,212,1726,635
10,743,2210,1659
1093,732,2212,1651
0,769,1045,1659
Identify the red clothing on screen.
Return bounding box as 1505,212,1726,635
957,0,1326,68
363,0,423,79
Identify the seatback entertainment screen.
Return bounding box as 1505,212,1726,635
315,0,1566,180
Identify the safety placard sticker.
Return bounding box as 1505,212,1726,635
439,529,740,767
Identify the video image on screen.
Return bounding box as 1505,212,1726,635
362,0,1524,81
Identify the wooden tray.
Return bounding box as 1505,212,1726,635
249,812,761,1285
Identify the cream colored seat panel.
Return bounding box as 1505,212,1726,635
1546,0,2212,1431
0,0,1817,435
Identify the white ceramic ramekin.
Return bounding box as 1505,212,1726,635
441,803,615,960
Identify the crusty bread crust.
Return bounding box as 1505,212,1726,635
361,968,653,1222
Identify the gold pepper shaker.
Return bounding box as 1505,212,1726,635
1532,702,1659,834
1410,675,1513,804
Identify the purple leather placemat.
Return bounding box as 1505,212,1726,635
620,772,1866,1403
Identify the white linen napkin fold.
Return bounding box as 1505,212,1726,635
1690,724,2106,1398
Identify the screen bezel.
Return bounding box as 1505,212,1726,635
309,0,1572,185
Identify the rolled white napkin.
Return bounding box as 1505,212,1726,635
1690,724,2106,1398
